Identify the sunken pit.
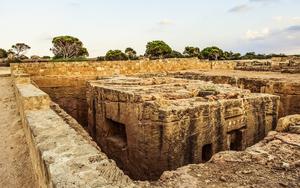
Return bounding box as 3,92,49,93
11,59,300,187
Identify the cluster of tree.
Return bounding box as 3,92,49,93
144,42,231,60
239,52,287,60
0,43,31,62
101,48,138,61
1,36,90,62
0,36,290,63
142,41,287,60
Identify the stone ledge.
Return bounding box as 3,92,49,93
13,79,134,187
12,73,31,84
25,109,133,187
16,84,50,111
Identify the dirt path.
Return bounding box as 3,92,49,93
0,71,37,187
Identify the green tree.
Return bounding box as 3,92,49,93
269,53,287,58
105,50,128,61
240,52,284,60
42,56,51,59
145,40,172,59
183,46,200,57
165,50,184,58
19,55,29,60
125,47,138,60
201,46,223,60
232,52,241,60
223,51,241,60
11,43,30,57
30,55,40,60
0,48,7,58
50,36,89,59
241,52,256,60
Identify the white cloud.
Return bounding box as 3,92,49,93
273,16,284,22
158,19,174,26
287,35,296,39
245,28,270,40
228,4,252,13
239,24,300,54
148,19,174,33
250,0,279,4
68,0,80,7
291,17,300,24
273,16,300,24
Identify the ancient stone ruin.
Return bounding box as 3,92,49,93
87,76,279,180
7,58,300,187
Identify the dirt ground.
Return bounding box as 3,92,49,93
0,71,36,187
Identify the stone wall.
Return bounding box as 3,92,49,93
87,76,279,180
11,59,236,127
235,59,300,73
12,73,134,187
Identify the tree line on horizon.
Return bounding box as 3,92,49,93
0,35,289,62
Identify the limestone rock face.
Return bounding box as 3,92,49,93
150,131,300,188
276,114,300,134
87,76,279,180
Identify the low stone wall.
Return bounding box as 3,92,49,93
12,73,134,187
235,59,300,73
11,59,235,76
11,59,236,127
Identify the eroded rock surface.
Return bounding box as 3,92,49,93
276,114,300,134
149,131,300,188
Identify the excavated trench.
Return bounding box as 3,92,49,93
33,75,283,181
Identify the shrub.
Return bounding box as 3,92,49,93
183,46,200,57
0,48,7,58
105,50,128,61
145,40,172,59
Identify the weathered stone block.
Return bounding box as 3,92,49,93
16,84,50,111
87,76,279,180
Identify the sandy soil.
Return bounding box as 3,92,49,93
0,73,37,187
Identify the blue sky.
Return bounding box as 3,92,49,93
0,0,299,57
